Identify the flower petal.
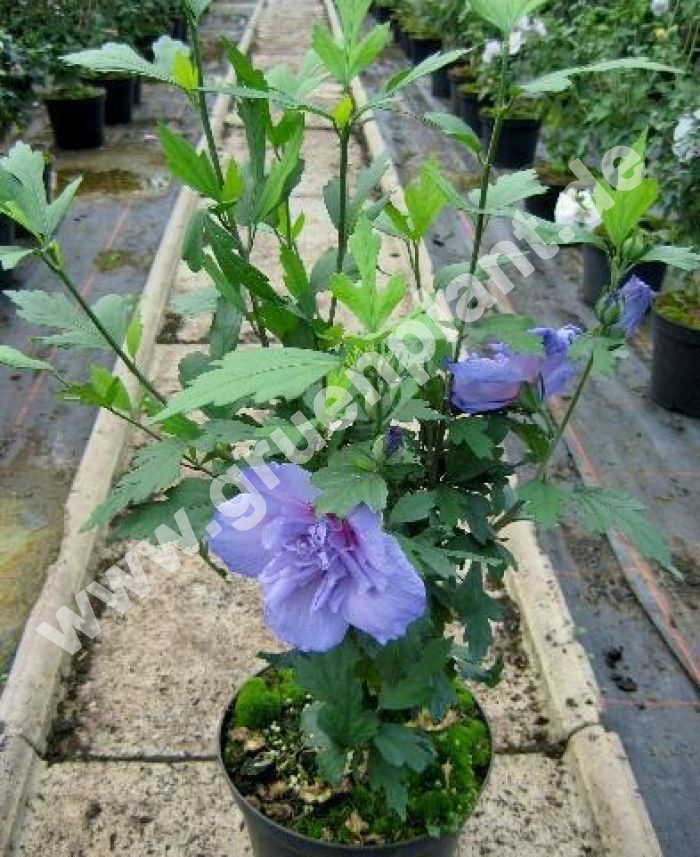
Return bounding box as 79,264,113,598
341,534,427,645
261,572,349,652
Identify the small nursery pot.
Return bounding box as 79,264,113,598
0,216,15,289
171,17,189,42
431,62,454,98
218,683,492,857
582,245,667,305
410,37,442,65
651,310,700,418
45,93,105,150
374,6,391,23
454,86,486,136
524,170,569,221
133,77,143,105
102,77,135,125
480,115,541,170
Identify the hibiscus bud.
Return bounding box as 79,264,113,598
597,292,622,328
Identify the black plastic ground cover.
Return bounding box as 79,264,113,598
360,41,700,857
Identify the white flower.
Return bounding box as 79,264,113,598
554,188,602,228
672,111,700,163
482,39,502,65
508,30,524,55
651,0,670,15
532,18,548,37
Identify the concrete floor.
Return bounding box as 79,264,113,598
360,41,700,857
0,3,252,683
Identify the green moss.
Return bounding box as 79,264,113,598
656,291,700,332
233,670,306,730
233,677,283,729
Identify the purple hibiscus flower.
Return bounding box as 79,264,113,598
447,324,582,414
619,276,653,335
209,463,426,652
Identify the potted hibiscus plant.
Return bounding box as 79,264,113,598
0,0,687,853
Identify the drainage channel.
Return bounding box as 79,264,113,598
360,39,700,857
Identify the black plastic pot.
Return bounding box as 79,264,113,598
431,63,453,98
0,216,15,289
374,6,391,23
455,89,483,135
219,685,491,857
481,116,541,169
136,35,157,62
45,93,105,150
582,245,667,305
651,310,700,418
133,76,143,105
410,37,442,65
102,77,135,125
524,184,561,221
172,17,189,42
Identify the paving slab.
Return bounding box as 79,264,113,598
11,753,602,857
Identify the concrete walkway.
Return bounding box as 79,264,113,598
6,2,657,855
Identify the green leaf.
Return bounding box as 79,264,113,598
383,50,466,99
349,24,390,79
378,637,453,711
0,142,62,238
183,0,211,21
62,40,189,85
517,480,569,529
7,291,132,351
404,161,447,240
390,398,444,423
568,334,625,376
396,535,457,580
312,447,388,516
470,314,543,354
84,438,188,529
469,0,548,33
450,420,495,460
374,724,435,772
454,565,503,661
331,216,406,332
471,169,546,213
312,24,347,83
0,246,34,270
600,178,658,249
390,490,436,525
518,57,679,97
301,703,348,784
255,123,304,220
424,112,481,155
639,245,700,272
110,478,211,547
152,347,340,421
171,285,218,318
572,488,677,575
369,753,408,819
157,125,221,200
0,345,57,374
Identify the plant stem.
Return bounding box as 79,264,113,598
412,240,423,297
188,12,224,187
535,351,595,481
44,255,166,404
329,125,352,326
453,40,511,362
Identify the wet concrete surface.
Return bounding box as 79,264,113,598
0,2,254,682
361,39,700,857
